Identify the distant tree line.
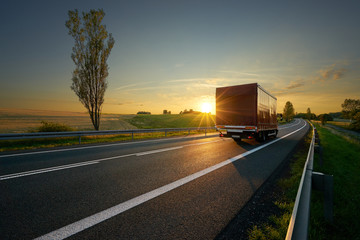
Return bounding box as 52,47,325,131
163,110,171,114
137,111,151,115
180,109,201,114
293,98,360,130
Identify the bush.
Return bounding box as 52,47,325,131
350,112,360,131
38,121,74,132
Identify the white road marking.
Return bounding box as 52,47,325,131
278,119,301,129
0,161,99,181
183,139,227,147
34,120,307,240
136,146,183,156
1,120,299,159
0,139,226,181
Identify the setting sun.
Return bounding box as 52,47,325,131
201,102,212,113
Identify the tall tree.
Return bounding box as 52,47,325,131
65,9,115,130
341,99,360,120
318,114,332,125
342,99,360,130
283,101,295,122
306,107,312,120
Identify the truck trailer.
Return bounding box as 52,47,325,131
216,83,278,141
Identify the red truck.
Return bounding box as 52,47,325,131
216,83,278,141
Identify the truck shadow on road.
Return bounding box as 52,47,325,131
227,136,284,193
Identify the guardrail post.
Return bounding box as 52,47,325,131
314,145,323,167
205,128,207,136
165,130,167,137
132,131,134,141
312,172,334,223
79,135,81,144
324,174,334,222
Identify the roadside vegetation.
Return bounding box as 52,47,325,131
295,98,360,132
247,124,312,240
326,120,352,130
35,121,75,132
247,122,360,239
0,130,212,152
128,113,215,128
310,123,360,240
0,114,216,152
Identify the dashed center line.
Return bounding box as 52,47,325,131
34,120,307,240
0,139,226,181
0,161,100,181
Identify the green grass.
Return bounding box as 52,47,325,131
327,121,351,129
0,109,137,133
248,123,360,239
36,121,75,132
248,126,312,240
310,123,360,240
0,129,215,152
127,113,216,129
0,113,217,152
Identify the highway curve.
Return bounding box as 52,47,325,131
0,119,309,239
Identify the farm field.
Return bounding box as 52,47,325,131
0,108,136,133
0,108,216,133
327,120,351,129
127,113,215,129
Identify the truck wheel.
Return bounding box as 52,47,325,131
256,132,266,142
261,132,266,142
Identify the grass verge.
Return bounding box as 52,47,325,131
247,124,313,240
0,130,216,152
127,113,216,128
310,123,360,240
247,122,360,239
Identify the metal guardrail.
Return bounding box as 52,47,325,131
0,127,216,144
285,122,333,240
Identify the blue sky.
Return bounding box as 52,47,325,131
1,0,359,114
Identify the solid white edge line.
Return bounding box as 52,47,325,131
34,120,307,240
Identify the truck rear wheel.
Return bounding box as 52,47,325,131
262,132,266,141
256,132,266,142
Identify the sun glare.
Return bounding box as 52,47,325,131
201,102,212,113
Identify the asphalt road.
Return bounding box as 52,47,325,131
0,119,309,240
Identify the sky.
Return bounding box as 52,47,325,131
1,0,359,115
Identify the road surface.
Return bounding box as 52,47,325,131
0,119,309,239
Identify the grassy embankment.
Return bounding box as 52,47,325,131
247,122,360,239
327,121,351,129
248,124,312,239
0,113,216,152
309,123,360,240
